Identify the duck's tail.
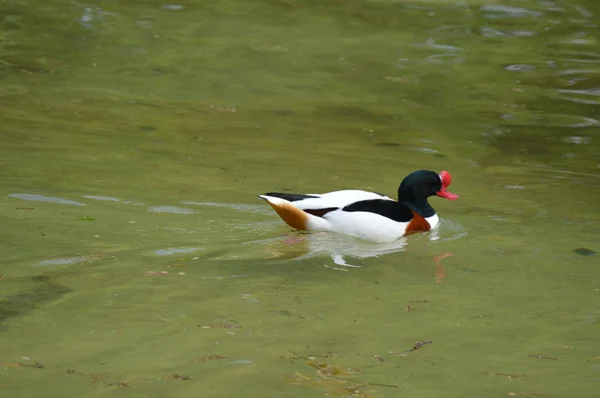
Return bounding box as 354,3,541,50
258,195,311,230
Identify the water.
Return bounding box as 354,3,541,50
1,0,599,396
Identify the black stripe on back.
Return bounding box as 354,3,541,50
305,207,338,218
263,192,319,202
342,199,413,222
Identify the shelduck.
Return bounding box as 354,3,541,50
258,170,458,243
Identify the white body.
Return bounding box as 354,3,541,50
259,190,439,243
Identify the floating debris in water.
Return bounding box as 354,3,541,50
527,355,557,360
225,359,253,366
65,366,129,387
409,340,431,352
284,353,398,396
9,193,86,206
144,271,168,276
387,340,433,357
104,381,130,387
404,305,424,312
190,354,229,363
573,248,596,256
38,253,104,266
487,372,528,380
165,373,192,380
198,322,241,329
3,361,45,369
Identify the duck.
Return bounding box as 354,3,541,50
258,170,458,243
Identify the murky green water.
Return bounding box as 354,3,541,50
1,0,599,396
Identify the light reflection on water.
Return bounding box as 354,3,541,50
8,193,87,206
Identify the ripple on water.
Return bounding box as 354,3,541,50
511,30,537,37
507,113,600,128
9,193,86,206
481,4,543,18
258,218,467,269
147,206,194,214
39,257,86,266
153,247,204,256
161,4,185,11
425,53,464,64
504,64,536,72
563,136,591,144
83,195,121,202
81,195,144,205
559,68,600,76
0,85,29,96
182,201,272,215
557,88,600,105
417,38,462,52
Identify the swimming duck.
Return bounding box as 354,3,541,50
258,170,458,243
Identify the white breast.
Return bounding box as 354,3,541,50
323,211,409,243
324,211,440,243
425,214,439,229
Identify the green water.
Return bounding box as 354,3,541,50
1,0,599,396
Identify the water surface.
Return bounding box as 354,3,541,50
1,0,599,397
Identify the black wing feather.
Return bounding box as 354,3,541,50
262,192,320,202
342,199,413,222
305,207,339,218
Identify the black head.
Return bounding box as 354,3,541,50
397,170,458,217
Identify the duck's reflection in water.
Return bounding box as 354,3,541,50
260,231,417,270
258,220,466,274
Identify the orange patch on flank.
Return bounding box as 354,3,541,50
267,201,309,230
405,211,431,235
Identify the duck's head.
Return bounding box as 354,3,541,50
398,170,459,216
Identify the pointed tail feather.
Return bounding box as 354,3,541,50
258,195,309,230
